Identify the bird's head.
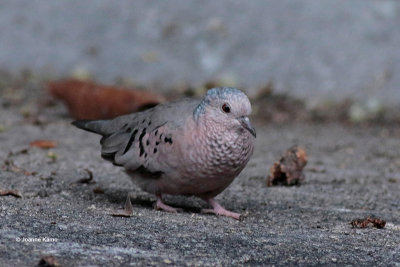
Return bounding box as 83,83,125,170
194,87,256,138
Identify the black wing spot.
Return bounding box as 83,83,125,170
148,121,151,126
144,153,147,158
164,136,173,144
155,141,160,146
151,122,166,136
146,140,150,146
123,129,138,154
138,128,147,156
153,148,157,154
142,119,146,123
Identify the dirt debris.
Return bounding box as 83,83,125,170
252,83,308,123
0,189,21,198
2,159,36,176
75,169,95,184
37,255,62,267
93,187,105,194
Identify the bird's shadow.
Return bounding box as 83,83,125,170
100,188,203,214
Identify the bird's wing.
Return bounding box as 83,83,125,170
73,99,199,175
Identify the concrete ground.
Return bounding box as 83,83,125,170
0,90,399,266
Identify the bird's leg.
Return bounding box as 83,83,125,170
153,195,181,213
201,198,241,220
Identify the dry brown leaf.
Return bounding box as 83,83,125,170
47,79,165,119
112,195,133,217
351,216,386,229
267,145,308,186
30,140,58,149
0,189,21,198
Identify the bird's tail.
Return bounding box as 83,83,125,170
71,120,108,136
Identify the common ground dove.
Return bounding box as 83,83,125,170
72,87,256,219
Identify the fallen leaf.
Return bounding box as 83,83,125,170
351,216,386,229
112,195,133,217
267,145,308,186
0,189,21,198
30,140,58,149
37,255,62,267
47,79,165,119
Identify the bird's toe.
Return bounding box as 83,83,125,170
200,207,241,220
153,198,182,213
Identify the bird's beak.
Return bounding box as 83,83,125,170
238,116,256,138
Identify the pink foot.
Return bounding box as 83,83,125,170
153,196,182,213
201,198,241,220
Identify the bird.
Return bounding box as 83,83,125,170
72,87,256,219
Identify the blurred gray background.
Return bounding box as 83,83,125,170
0,0,399,104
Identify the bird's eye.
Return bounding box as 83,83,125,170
221,103,231,113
